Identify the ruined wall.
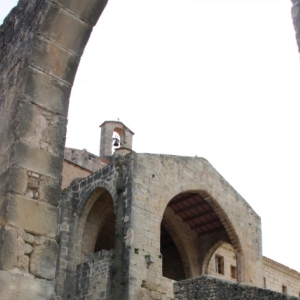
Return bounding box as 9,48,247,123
174,276,300,300
56,154,134,300
0,0,108,298
75,250,114,300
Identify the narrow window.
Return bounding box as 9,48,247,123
215,255,224,275
230,265,236,279
263,277,267,288
282,285,287,294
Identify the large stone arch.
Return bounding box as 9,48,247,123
2,1,298,298
158,183,243,250
157,183,248,284
56,172,118,298
202,239,232,275
0,1,111,298
161,208,197,279
129,153,263,298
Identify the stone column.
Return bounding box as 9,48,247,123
0,0,108,299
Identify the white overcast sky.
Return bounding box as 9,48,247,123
2,0,300,272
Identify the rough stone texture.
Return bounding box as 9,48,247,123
18,255,30,273
55,154,133,300
34,235,46,246
61,159,92,189
0,0,299,298
55,150,282,300
0,226,18,270
129,153,263,299
0,194,59,237
0,166,27,198
173,276,300,300
30,239,58,280
18,230,35,245
17,237,33,256
207,243,237,282
75,250,114,300
64,147,109,172
0,0,108,298
0,270,54,300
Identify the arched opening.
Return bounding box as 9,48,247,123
94,212,115,252
112,131,121,152
114,128,125,146
81,188,115,261
207,243,237,282
161,191,239,281
160,223,186,281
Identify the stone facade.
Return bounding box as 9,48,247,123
64,148,109,173
76,250,114,300
0,0,108,298
52,117,264,299
0,1,300,299
263,257,300,297
205,244,300,297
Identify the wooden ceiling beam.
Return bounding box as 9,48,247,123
169,193,201,206
182,209,215,222
197,226,225,236
173,200,207,214
191,218,220,230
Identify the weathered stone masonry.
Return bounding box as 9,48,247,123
55,154,134,300
75,250,114,300
174,276,300,300
0,1,300,299
0,0,108,298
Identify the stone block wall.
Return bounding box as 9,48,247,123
263,257,300,297
207,243,237,282
64,148,109,172
75,250,114,300
62,160,92,189
205,243,300,297
55,154,134,300
0,0,108,298
174,276,300,300
128,153,263,299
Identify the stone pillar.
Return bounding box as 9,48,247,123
0,0,108,299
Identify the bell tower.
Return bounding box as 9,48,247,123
99,121,134,158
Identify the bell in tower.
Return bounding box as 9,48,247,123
99,121,134,159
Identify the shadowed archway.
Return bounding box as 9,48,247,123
160,191,244,282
